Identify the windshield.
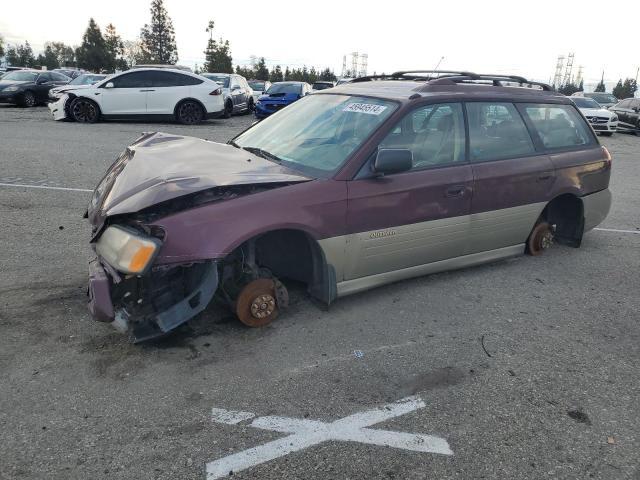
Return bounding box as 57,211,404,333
233,94,397,178
202,74,230,88
249,81,265,91
266,83,302,94
3,71,37,82
573,98,601,109
70,74,106,85
313,83,333,90
587,93,617,104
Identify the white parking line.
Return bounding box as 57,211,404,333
206,396,452,479
594,227,640,235
0,182,93,193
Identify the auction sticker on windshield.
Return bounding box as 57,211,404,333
343,103,388,115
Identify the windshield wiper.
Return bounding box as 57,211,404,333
243,146,283,163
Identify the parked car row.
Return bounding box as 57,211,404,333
569,91,640,135
0,64,342,124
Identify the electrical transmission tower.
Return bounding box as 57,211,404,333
360,54,368,77
562,53,575,86
553,56,565,88
575,65,583,86
341,55,347,77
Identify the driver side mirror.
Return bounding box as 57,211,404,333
373,149,413,176
37,78,48,85
231,85,240,91
104,82,115,89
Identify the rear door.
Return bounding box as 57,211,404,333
612,99,632,128
97,71,150,115
466,102,555,254
345,102,472,280
146,71,200,114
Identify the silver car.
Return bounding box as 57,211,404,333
201,73,254,117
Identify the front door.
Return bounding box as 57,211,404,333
345,102,472,280
97,71,150,115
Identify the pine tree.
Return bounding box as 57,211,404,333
105,24,127,71
12,42,36,67
0,34,4,58
122,40,143,68
48,42,76,67
203,20,233,73
284,66,291,81
139,0,178,64
5,46,18,66
269,65,283,82
612,79,624,99
594,72,606,92
76,18,110,72
254,57,269,80
37,45,60,70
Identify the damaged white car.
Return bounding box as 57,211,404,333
48,67,225,125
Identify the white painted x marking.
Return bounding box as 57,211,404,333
206,396,452,479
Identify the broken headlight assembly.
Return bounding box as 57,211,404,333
96,225,161,275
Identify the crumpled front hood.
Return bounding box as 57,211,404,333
88,132,311,224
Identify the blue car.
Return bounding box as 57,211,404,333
255,81,312,119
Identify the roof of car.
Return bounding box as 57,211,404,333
317,70,567,103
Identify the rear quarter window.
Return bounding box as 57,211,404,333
522,104,595,150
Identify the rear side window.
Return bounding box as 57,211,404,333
152,71,203,87
522,104,594,150
466,102,535,162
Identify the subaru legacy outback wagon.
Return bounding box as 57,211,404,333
86,70,612,342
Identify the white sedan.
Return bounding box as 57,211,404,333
49,68,225,124
571,96,618,136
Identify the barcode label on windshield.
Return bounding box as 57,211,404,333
343,103,388,115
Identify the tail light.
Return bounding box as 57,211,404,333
209,88,222,96
602,146,612,166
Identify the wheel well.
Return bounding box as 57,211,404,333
173,98,206,117
226,229,337,305
541,194,584,247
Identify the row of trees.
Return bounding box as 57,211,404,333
554,76,638,99
1,0,337,83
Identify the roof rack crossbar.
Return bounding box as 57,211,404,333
425,74,554,91
351,70,479,83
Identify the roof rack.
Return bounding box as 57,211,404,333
425,74,554,91
350,69,554,91
351,70,473,83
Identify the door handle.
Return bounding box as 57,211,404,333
139,89,155,92
445,185,466,197
537,172,553,182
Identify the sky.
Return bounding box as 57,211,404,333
1,0,638,91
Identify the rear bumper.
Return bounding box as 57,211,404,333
583,188,612,232
87,258,220,342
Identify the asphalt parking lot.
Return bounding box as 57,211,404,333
1,105,639,480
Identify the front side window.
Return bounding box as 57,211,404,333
110,72,154,88
379,103,466,169
234,94,397,177
467,102,535,162
522,104,594,150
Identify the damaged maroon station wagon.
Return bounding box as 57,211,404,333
87,70,612,342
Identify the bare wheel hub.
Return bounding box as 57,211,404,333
250,294,276,319
236,278,283,327
527,222,554,256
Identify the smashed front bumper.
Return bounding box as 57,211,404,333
48,94,69,121
87,258,219,342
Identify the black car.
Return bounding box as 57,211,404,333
53,68,83,79
609,98,640,134
0,70,70,107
